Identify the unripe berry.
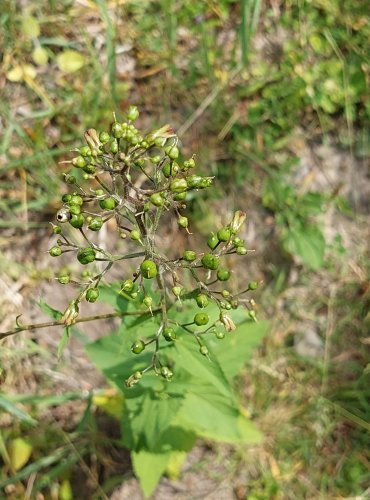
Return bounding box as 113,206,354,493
217,227,231,242
49,246,62,257
163,327,176,341
217,268,231,281
127,105,139,121
69,214,85,228
178,216,188,228
194,313,209,326
99,197,117,210
196,294,209,308
248,281,258,290
72,156,86,168
110,139,118,153
99,131,110,144
131,340,145,354
200,345,209,356
215,331,225,339
70,195,83,206
86,288,99,303
62,194,72,203
183,250,196,262
172,286,183,297
143,296,153,309
130,229,141,241
69,204,81,215
165,145,179,160
201,253,220,270
111,122,123,138
88,217,103,231
77,247,96,265
170,178,188,193
121,279,135,293
80,146,92,157
236,246,247,255
207,233,219,250
140,259,158,279
150,193,165,207
57,274,70,284
53,225,62,234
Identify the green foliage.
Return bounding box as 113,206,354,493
87,290,267,496
262,176,327,269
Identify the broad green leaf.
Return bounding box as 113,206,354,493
0,395,36,425
98,283,129,313
176,392,262,443
8,438,33,471
207,320,269,382
132,449,171,498
282,223,326,270
122,390,184,451
56,50,85,73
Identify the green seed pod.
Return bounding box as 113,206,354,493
248,281,258,290
143,296,153,310
221,289,230,298
88,217,103,231
236,246,247,255
62,194,72,203
160,366,170,378
183,250,196,262
134,371,142,380
131,292,138,299
178,216,188,228
162,162,179,178
86,288,99,303
57,274,70,284
163,327,176,341
64,174,76,184
56,208,71,223
121,279,135,293
172,286,183,297
248,310,257,322
72,156,86,168
150,193,165,207
127,105,139,121
151,155,161,164
217,227,231,242
77,247,96,265
207,233,219,250
131,340,145,354
165,145,179,160
53,225,62,234
140,259,158,279
196,293,209,309
83,164,96,175
80,145,92,157
130,229,141,241
68,204,81,215
170,178,188,193
110,139,119,154
49,246,62,257
231,299,239,309
215,331,225,339
95,189,104,196
99,131,110,144
232,237,244,247
201,253,220,270
199,345,209,356
217,268,231,281
194,312,209,326
69,214,85,228
111,122,123,138
174,192,187,201
70,195,83,206
99,197,117,210
186,174,203,189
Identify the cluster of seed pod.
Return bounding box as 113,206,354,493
49,106,258,386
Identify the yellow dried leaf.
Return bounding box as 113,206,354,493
8,438,32,471
21,15,40,39
56,50,85,74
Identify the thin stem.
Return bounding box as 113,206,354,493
0,308,161,341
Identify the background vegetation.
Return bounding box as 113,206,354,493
0,0,369,498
